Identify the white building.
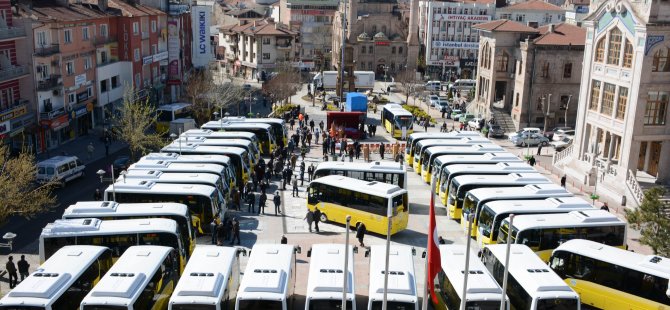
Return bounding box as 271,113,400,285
419,0,496,80
496,0,565,27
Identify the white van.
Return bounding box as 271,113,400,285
36,156,85,185
449,79,476,91
425,81,441,91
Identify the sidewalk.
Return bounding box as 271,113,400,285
36,132,128,166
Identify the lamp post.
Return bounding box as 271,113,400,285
564,95,572,128
459,213,474,310
343,215,351,310
500,214,515,310
170,133,180,155
98,166,116,201
382,201,395,309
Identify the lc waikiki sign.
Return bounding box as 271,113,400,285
191,5,213,67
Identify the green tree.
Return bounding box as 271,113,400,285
626,187,670,256
114,85,165,161
0,145,56,223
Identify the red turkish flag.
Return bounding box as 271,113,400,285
426,182,441,305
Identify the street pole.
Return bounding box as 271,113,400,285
337,0,348,99
343,215,351,310
459,213,474,310
499,214,515,310
110,164,116,202
382,201,394,310
564,95,572,128
543,94,552,134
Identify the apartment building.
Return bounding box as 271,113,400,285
418,0,495,80
496,0,565,27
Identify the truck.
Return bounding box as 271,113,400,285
326,111,367,140
313,71,375,90
345,93,368,112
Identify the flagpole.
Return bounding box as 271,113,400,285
422,174,437,310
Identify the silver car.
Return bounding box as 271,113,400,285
510,133,550,147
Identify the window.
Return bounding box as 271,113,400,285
652,48,669,72
100,24,108,37
151,20,157,33
111,76,119,89
541,62,550,77
496,52,508,72
36,31,47,46
589,80,601,111
361,46,365,54
560,95,570,110
100,79,108,93
623,40,633,68
644,91,669,125
68,93,75,103
262,37,270,45
518,59,523,75
607,28,622,65
100,51,108,63
481,42,490,69
263,53,270,59
84,57,91,70
64,29,72,44
563,63,572,78
601,83,615,116
617,87,628,120
133,22,139,35
595,38,605,62
82,27,89,40
134,48,140,61
369,46,373,53
151,44,157,55
66,61,75,75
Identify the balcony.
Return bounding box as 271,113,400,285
37,75,63,92
0,65,29,83
94,36,117,46
276,42,292,49
34,44,60,57
0,26,26,42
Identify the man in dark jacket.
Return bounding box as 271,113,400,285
17,255,29,281
231,218,241,245
356,223,367,247
313,208,321,233
273,191,282,215
6,256,17,288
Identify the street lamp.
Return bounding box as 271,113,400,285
382,201,396,309
343,215,352,310
170,133,180,155
97,166,116,201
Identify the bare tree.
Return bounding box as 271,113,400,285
184,69,215,124
263,62,302,107
208,82,245,116
0,145,56,223
114,85,165,161
394,69,419,104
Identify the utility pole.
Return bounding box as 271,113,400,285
337,0,348,99
542,93,552,133
564,94,572,128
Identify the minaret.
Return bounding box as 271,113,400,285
406,0,420,72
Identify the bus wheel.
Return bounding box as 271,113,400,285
319,213,328,223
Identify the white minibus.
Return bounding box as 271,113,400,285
305,244,356,310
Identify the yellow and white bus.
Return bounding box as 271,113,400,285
121,170,227,206
169,246,245,310
307,175,409,236
236,244,299,310
106,180,225,234
367,245,418,310
222,116,288,147
142,153,237,196
437,162,535,207
80,245,180,310
420,144,505,183
62,201,196,258
411,137,492,173
174,136,259,167
460,183,572,237
434,153,524,204
404,132,482,166
181,129,261,152
0,245,113,310
550,239,670,310
312,161,408,189
481,244,581,310
160,144,251,186
498,209,627,262
202,121,276,155
381,104,414,139
447,173,550,220
434,245,508,310
476,196,593,246
305,244,357,310
40,218,188,273
156,103,193,134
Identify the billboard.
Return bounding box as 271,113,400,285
168,18,180,79
191,5,213,68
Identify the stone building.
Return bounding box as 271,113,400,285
496,0,565,27
558,0,670,208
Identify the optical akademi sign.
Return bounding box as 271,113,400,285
191,5,213,68
436,14,491,22
433,41,479,49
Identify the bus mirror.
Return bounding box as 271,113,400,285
412,247,416,256
236,248,247,257
422,251,427,259
307,248,312,257
364,249,370,258
295,246,302,254
353,246,358,254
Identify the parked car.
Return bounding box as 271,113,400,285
545,126,572,140
113,155,131,176
468,118,483,130
459,114,475,125
550,136,574,151
36,156,86,185
325,94,341,103
439,101,451,113
429,95,440,107
451,109,463,121
510,133,550,147
508,127,543,141
488,124,505,138
552,129,575,141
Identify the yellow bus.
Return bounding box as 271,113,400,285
404,132,482,167
381,104,414,139
156,103,193,134
550,239,670,310
420,144,505,183
160,143,251,187
498,209,626,262
307,175,409,235
222,116,288,148
411,137,492,173
175,136,260,167
202,121,276,155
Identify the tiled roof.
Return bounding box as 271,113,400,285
534,23,586,46
501,0,564,11
473,19,539,33
222,19,298,36
104,0,165,16
20,0,109,21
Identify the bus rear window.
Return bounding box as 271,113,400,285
536,298,578,310
238,300,283,310
308,300,353,310
171,305,216,310
370,301,416,310
465,300,500,310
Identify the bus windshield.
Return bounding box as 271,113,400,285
465,300,500,310
238,300,283,310
395,116,413,129
478,207,496,238
536,298,578,310
370,301,416,310
462,195,478,216
309,300,353,310
497,222,518,244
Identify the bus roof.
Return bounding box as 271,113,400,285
120,170,221,185
130,160,226,173
452,173,550,186
368,245,417,303
439,245,505,298
143,153,232,166
465,184,572,201
63,201,189,219
174,137,253,148
311,175,407,197
0,245,108,306
157,103,192,111
222,116,285,125
554,239,670,279
408,131,481,141
182,129,257,139
444,162,534,175
162,143,246,156
202,121,272,130
306,244,356,300
81,246,173,306
41,218,178,238
238,244,295,300
104,180,217,197
170,246,239,305
434,153,522,165
426,145,505,156
417,137,491,148
484,197,592,215
505,209,625,231
484,244,576,295
315,161,405,173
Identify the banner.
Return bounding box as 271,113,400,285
168,18,180,79
191,5,213,68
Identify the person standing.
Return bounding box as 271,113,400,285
340,139,348,156
537,143,543,156
290,154,298,170
6,256,17,288
330,138,336,155
423,119,429,132
87,142,95,159
280,235,288,244
356,223,367,247
313,208,321,233
355,142,361,159
292,176,299,197
216,222,225,246
17,255,29,281
231,218,241,245
246,191,255,214
273,191,282,215
600,202,610,212
560,175,567,188
348,147,354,162
94,188,102,201
304,208,315,232
210,218,218,244
308,163,315,181
259,192,267,215
379,143,386,160
104,136,111,157
309,120,315,132
300,162,306,186
392,142,400,160
322,138,328,156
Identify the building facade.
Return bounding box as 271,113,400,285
496,0,565,27
560,0,670,207
418,0,495,80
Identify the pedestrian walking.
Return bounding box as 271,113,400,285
363,144,370,162
355,142,361,159
210,218,218,244
231,218,241,245
17,255,29,281
304,208,315,232
233,188,241,211
281,235,288,244
340,139,348,156
309,120,315,132
528,155,536,166
319,120,324,131
306,132,312,146
290,154,298,170
537,144,543,156
274,191,282,215
322,140,328,156
87,142,95,159
300,162,306,186
348,147,354,162
292,176,299,197
600,202,610,212
560,175,567,188
259,192,267,214
313,208,321,232
356,223,367,247
94,188,102,201
330,138,336,155
379,143,386,160
260,180,268,194
392,142,400,160
5,256,17,288
308,163,315,181
423,119,429,132
246,191,255,213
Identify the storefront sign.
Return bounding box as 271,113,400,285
433,41,479,49
75,106,88,118
460,58,477,69
143,56,153,65
437,14,491,22
40,114,70,130
77,91,89,103
0,105,27,122
75,73,87,87
375,41,390,46
0,120,10,135
153,51,168,62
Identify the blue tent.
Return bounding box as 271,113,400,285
345,93,368,112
